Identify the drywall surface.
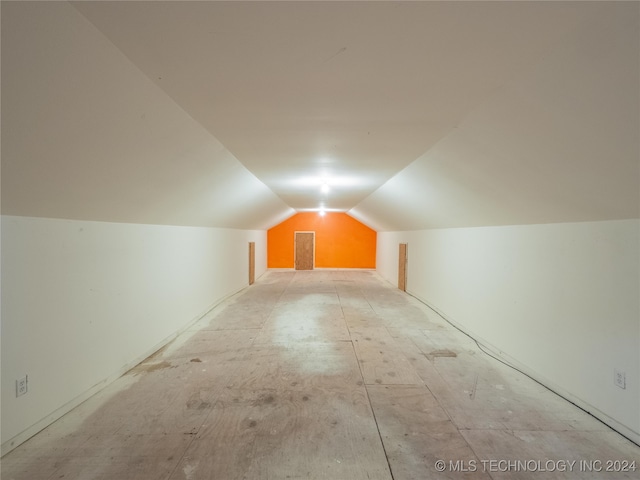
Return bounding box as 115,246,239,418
377,220,639,444
267,212,376,269
1,1,293,229
352,3,638,231
1,215,266,452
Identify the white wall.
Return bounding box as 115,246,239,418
1,215,266,453
377,219,640,445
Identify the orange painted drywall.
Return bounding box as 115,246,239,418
267,212,376,269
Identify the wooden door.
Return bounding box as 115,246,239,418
248,242,255,285
398,243,407,291
295,232,314,270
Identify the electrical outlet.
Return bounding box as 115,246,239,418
614,369,626,390
16,376,28,397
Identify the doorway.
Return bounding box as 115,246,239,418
398,243,407,291
295,232,315,270
248,242,255,285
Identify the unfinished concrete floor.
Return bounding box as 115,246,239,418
3,270,639,479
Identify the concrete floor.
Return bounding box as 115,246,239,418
2,270,639,479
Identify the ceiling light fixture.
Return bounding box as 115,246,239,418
321,183,330,194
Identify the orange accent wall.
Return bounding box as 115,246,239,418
267,212,376,269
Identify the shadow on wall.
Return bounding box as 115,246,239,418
267,212,376,269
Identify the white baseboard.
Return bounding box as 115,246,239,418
405,288,640,447
267,268,376,271
1,287,247,457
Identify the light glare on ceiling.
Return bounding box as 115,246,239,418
287,174,364,190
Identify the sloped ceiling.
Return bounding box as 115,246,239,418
351,2,639,230
1,1,294,230
2,1,638,231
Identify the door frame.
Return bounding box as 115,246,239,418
398,243,408,291
294,231,315,270
248,242,255,285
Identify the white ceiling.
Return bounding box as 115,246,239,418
2,1,638,230
351,1,640,230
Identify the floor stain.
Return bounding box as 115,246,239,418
128,360,174,375
428,349,457,358
253,394,276,406
145,344,170,362
183,460,199,480
187,393,212,410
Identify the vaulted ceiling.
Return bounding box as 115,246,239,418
2,1,638,231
